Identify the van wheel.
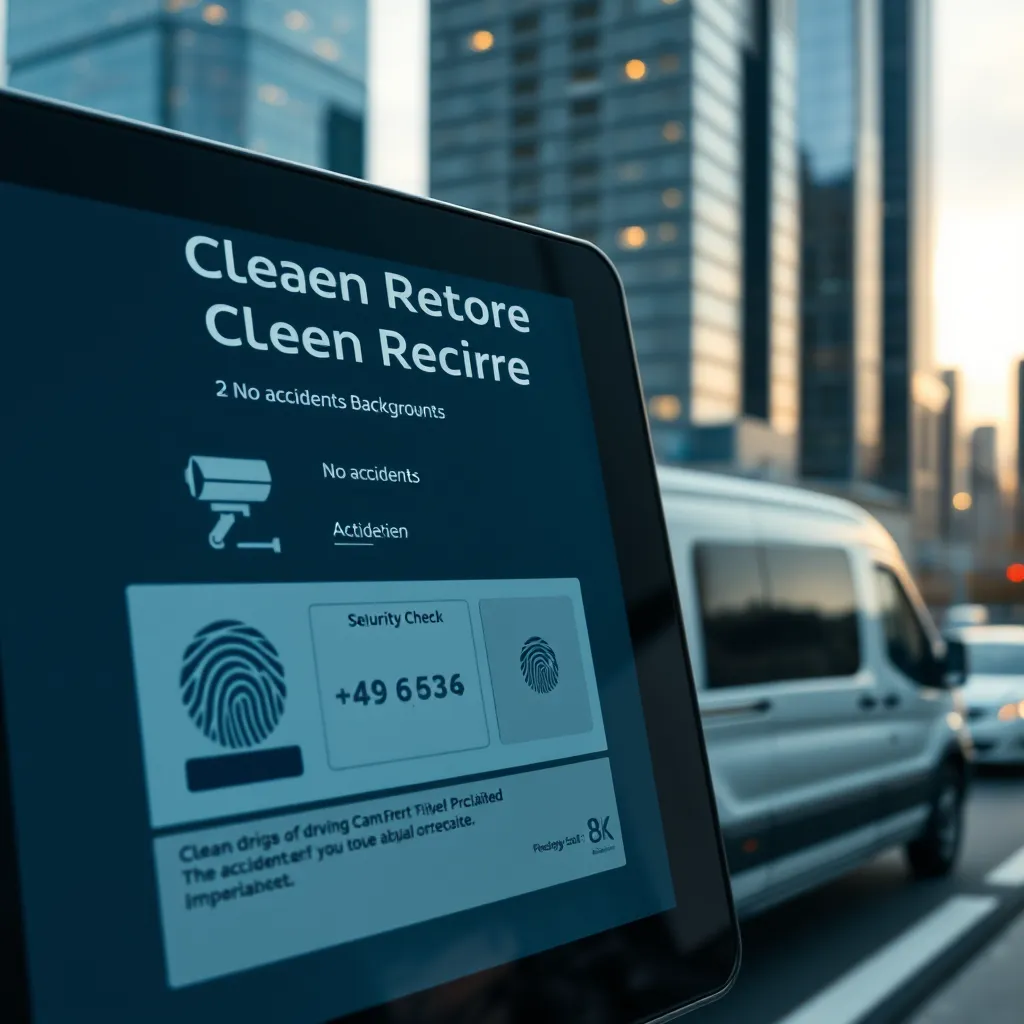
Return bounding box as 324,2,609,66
906,763,964,879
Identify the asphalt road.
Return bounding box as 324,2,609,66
689,769,1024,1024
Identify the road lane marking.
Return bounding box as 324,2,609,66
985,843,1024,887
771,895,998,1024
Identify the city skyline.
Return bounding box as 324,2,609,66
1,0,1020,456
371,0,1024,454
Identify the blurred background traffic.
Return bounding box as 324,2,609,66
4,2,1024,1022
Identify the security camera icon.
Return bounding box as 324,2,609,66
185,455,281,553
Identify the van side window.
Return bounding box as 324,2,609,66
762,545,861,681
874,566,935,685
694,544,773,688
695,543,860,688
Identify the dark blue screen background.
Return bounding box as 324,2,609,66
0,181,674,1023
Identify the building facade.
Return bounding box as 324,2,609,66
429,0,798,472
741,0,800,446
879,0,942,548
1016,359,1024,542
970,425,1002,551
7,0,366,174
937,367,960,540
797,0,882,483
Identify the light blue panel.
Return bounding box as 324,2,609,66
310,600,489,768
153,757,626,988
126,578,607,828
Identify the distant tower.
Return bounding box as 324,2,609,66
938,368,960,540
1016,359,1024,542
7,1,366,174
970,425,1000,550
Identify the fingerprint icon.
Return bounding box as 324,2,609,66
180,620,286,749
520,636,559,694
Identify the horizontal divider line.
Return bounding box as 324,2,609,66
152,748,608,838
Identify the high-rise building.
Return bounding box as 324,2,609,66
6,1,366,174
970,425,1001,550
1,1,9,86
797,0,881,483
1015,359,1024,541
741,0,800,443
938,368,960,540
878,0,942,550
429,0,798,474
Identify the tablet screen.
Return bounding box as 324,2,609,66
0,172,681,1020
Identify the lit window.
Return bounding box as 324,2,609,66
202,3,228,25
649,394,682,421
661,0,682,5
952,492,972,511
624,59,647,80
313,38,340,61
619,225,647,249
658,222,678,242
662,187,683,208
284,10,311,32
165,0,197,12
470,30,495,52
662,120,683,142
659,53,680,72
257,84,288,107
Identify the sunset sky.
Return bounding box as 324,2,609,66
934,0,1024,461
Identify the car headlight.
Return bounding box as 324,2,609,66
996,701,1024,721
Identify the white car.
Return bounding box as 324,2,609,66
944,604,990,629
954,625,1024,765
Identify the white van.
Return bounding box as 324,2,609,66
659,466,972,919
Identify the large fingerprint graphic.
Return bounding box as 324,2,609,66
180,620,287,749
520,636,560,694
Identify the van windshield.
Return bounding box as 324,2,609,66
968,643,1024,676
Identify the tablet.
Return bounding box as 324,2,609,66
0,89,738,1023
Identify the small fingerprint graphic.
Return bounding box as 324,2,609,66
180,620,287,749
520,636,559,694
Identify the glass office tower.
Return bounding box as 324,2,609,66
430,0,798,472
742,0,799,444
879,0,942,548
937,368,960,542
970,425,1002,551
1016,360,1024,542
7,0,366,174
797,0,881,483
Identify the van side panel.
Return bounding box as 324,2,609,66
663,492,776,902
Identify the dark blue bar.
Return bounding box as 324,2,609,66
186,745,304,792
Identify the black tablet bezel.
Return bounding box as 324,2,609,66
0,88,739,1023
